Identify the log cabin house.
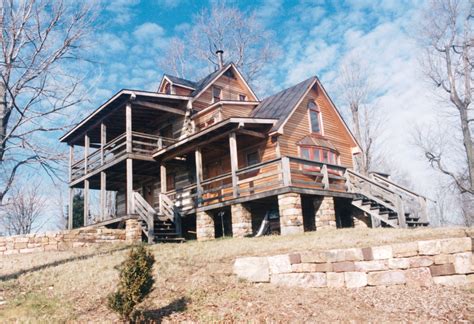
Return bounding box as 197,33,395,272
60,52,429,242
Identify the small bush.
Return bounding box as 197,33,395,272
107,245,155,320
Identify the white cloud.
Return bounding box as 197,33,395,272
133,22,165,42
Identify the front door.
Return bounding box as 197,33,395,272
143,184,154,208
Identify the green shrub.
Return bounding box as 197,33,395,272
107,245,155,320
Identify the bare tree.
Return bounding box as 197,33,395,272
1,184,46,235
417,0,473,194
338,56,383,175
0,0,96,204
160,1,277,82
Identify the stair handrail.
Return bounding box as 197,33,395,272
345,169,408,228
370,173,429,224
132,191,155,241
159,193,182,235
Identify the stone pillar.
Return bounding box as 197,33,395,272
278,193,304,235
125,219,142,244
196,210,215,241
231,203,252,238
314,196,337,230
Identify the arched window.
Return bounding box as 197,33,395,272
308,100,322,134
164,83,171,94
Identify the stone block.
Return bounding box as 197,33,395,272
234,257,269,283
467,274,474,284
14,242,27,249
327,272,345,288
408,256,434,268
405,267,433,287
326,249,346,262
362,247,373,261
434,254,454,265
354,260,388,272
288,253,301,264
388,258,410,270
333,261,355,272
392,242,418,257
271,273,327,288
433,275,467,286
439,237,471,254
371,246,393,260
367,270,406,286
429,263,456,277
300,251,327,263
343,248,364,261
268,255,292,274
453,252,472,274
292,263,332,273
344,272,367,288
418,240,441,255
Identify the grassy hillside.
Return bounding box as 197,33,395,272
0,227,473,322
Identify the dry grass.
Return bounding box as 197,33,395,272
0,227,473,322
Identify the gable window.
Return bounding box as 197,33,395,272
164,83,171,95
246,151,260,166
308,100,322,134
224,69,235,78
212,86,222,103
239,94,247,101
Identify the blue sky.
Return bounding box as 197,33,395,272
33,0,465,227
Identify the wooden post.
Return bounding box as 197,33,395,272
84,134,89,174
160,163,167,194
100,172,106,220
322,164,329,190
195,148,203,204
84,179,89,226
229,132,239,198
69,145,74,182
396,196,407,228
281,156,291,187
126,158,133,215
68,187,74,230
126,102,132,153
101,123,106,165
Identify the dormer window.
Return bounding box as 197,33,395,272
212,86,222,103
308,100,322,134
239,94,246,101
164,83,171,95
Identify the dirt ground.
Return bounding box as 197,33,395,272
0,227,473,322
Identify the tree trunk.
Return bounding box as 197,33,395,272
0,79,7,162
459,106,474,191
350,103,367,174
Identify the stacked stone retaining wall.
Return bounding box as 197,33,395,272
234,237,474,288
0,219,142,256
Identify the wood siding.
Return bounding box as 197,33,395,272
279,86,356,168
193,73,255,111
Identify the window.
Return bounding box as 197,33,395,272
246,151,260,166
239,94,247,101
300,146,339,170
166,173,176,190
212,86,222,102
224,69,235,78
308,100,322,134
164,83,171,94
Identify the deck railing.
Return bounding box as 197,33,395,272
70,132,176,182
167,156,348,212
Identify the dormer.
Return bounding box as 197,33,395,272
158,75,196,96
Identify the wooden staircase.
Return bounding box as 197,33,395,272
132,192,184,243
345,170,429,228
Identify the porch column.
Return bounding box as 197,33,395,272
100,122,106,220
231,203,252,238
68,145,74,230
278,192,304,235
195,148,203,205
229,132,238,198
314,196,336,230
125,102,134,214
83,134,90,226
196,210,215,241
84,179,89,226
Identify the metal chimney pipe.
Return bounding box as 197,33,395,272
216,50,224,69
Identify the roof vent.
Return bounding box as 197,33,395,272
216,50,224,69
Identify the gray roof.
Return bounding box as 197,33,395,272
164,74,196,89
251,76,316,132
